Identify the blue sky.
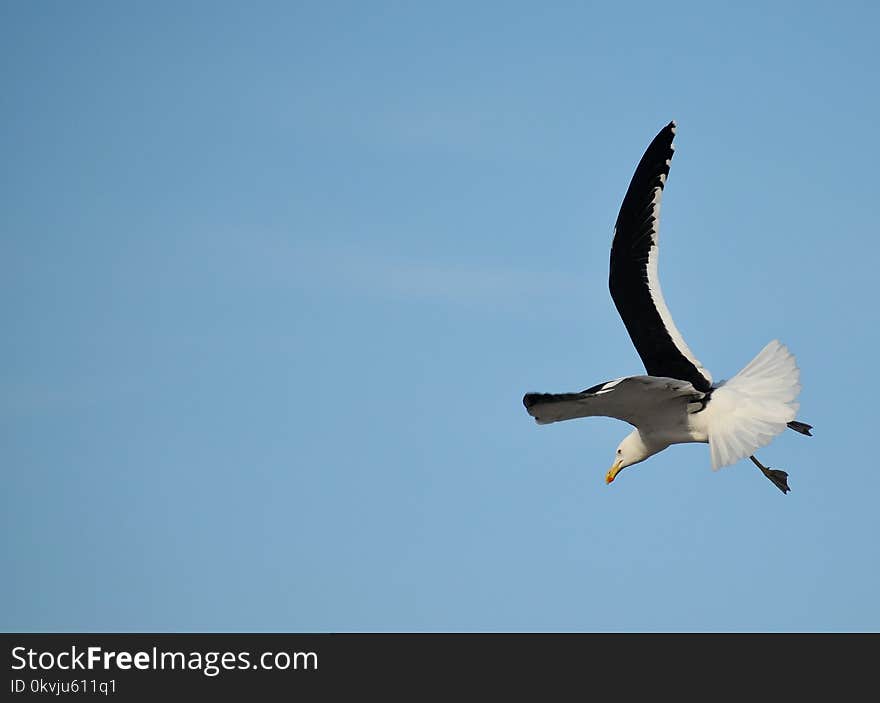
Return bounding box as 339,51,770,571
3,1,879,632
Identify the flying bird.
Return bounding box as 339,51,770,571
522,121,812,493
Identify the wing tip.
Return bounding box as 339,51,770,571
522,393,546,423
667,120,677,150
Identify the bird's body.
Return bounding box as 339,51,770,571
523,122,811,492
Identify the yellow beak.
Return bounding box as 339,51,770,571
606,459,623,484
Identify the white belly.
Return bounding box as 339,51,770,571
638,405,710,448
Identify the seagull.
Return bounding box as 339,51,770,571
522,121,812,493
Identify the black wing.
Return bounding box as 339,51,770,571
608,121,712,392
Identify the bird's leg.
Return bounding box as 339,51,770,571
749,455,790,494
787,420,813,436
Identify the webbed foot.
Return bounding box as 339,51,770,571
749,455,790,494
787,421,813,436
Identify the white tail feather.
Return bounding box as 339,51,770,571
707,340,801,469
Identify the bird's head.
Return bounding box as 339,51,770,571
605,430,662,484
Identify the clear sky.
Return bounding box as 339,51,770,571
3,1,879,632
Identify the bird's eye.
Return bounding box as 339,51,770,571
617,449,621,455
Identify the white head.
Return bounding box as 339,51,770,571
605,430,666,484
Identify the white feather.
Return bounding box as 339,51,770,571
706,340,801,469
645,238,713,385
525,376,703,427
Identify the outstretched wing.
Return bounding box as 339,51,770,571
609,121,713,392
523,376,705,427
